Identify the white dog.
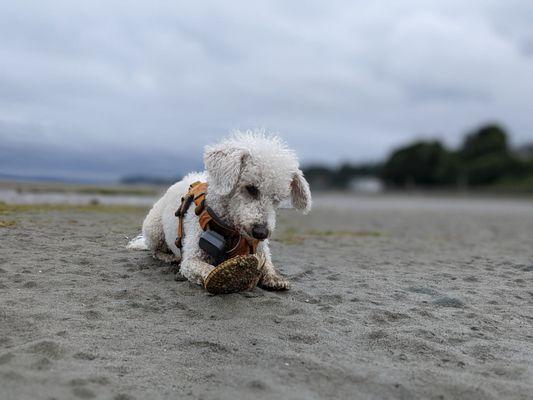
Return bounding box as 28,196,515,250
128,131,312,291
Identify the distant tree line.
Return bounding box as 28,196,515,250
303,163,382,190
121,175,180,185
302,124,533,191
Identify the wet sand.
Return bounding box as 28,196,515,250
0,195,532,399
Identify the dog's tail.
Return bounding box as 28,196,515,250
127,234,148,250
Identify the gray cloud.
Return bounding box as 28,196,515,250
1,0,533,180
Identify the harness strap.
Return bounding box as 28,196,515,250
174,181,260,261
174,181,206,249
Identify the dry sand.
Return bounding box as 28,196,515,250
0,195,532,399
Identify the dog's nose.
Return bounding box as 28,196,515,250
251,223,269,240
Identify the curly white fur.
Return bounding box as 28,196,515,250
128,130,312,290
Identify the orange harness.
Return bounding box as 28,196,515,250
175,182,259,262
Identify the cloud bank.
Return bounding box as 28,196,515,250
1,0,532,179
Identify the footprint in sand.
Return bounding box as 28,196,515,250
0,353,14,365
71,386,96,399
73,352,97,361
82,310,103,320
286,333,320,345
114,394,135,400
31,357,53,371
406,285,440,296
27,340,64,360
370,310,410,324
247,379,269,391
432,296,465,308
184,340,231,354
318,294,343,305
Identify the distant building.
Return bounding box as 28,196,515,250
348,177,384,193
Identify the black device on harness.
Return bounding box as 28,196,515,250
199,230,227,264
176,181,260,266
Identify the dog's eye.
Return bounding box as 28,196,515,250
245,185,260,198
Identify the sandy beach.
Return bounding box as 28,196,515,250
1,194,532,399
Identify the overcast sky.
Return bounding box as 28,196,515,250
1,0,533,180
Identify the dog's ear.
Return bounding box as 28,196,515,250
204,145,249,195
290,169,312,214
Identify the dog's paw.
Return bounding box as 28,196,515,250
259,272,291,291
174,271,188,282
154,251,179,263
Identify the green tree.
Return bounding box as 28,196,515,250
459,124,519,185
382,141,458,187
461,124,509,161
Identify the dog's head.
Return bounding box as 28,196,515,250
204,131,312,240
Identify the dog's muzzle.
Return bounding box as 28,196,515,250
251,223,269,240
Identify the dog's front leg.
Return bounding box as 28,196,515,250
257,240,291,291
179,257,215,286
177,213,216,286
